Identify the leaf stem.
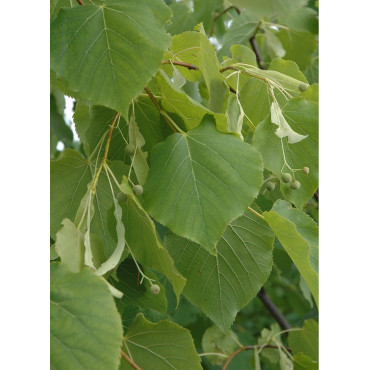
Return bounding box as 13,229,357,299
91,112,120,192
222,345,292,370
120,350,142,370
247,206,264,220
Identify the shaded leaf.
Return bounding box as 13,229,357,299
165,206,274,331
111,259,167,314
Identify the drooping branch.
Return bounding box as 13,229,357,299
120,350,142,370
222,344,292,370
161,60,199,71
257,287,292,330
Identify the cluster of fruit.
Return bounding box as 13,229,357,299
266,167,309,192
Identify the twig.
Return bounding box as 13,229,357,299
91,112,120,191
120,350,142,370
144,87,181,133
249,36,266,70
257,287,291,330
222,344,292,370
75,0,84,5
161,60,199,71
209,6,241,36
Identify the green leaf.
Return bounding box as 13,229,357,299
73,104,126,160
283,7,318,34
133,96,173,156
289,319,318,361
50,0,75,21
263,200,318,306
201,326,239,365
144,115,263,252
229,0,306,19
121,313,202,370
50,262,123,370
50,0,172,118
277,29,317,71
155,70,234,135
55,218,85,273
218,12,259,58
111,259,167,314
165,29,228,112
253,97,318,208
114,178,186,301
165,206,274,331
292,353,318,370
261,28,286,59
304,54,319,84
300,83,318,103
50,149,129,257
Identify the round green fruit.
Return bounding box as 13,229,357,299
290,180,301,190
298,83,308,92
125,144,135,156
133,184,143,195
266,181,275,191
302,166,310,174
150,284,160,295
281,173,292,183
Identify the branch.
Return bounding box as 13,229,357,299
210,6,241,36
75,0,84,5
257,287,291,330
161,60,199,71
120,350,142,370
222,344,292,370
249,36,266,70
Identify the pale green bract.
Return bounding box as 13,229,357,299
270,101,307,143
165,206,274,331
144,115,263,253
253,97,318,208
50,262,123,370
121,313,202,370
50,0,172,118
